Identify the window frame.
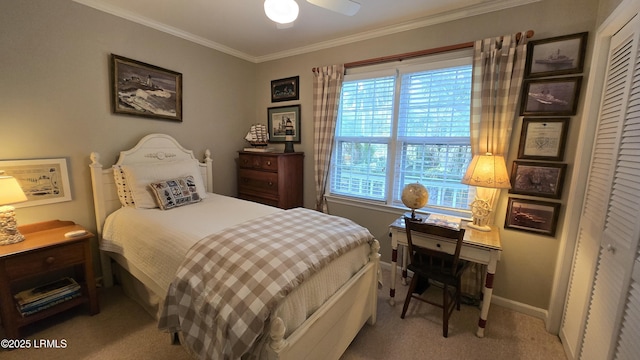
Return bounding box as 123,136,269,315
327,50,474,219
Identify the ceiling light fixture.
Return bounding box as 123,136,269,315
264,0,299,25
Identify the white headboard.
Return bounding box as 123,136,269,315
89,133,213,238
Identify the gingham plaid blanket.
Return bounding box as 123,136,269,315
157,207,374,360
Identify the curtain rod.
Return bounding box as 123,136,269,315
312,30,534,72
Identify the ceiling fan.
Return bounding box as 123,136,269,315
264,0,361,28
307,0,361,16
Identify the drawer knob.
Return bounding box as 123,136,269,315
266,161,272,166
45,256,55,264
268,181,274,187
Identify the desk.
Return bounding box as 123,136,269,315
388,217,501,337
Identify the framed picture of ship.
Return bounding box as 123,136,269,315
520,77,582,116
110,54,182,122
525,32,588,78
505,198,560,237
509,161,567,199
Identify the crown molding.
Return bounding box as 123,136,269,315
74,0,541,63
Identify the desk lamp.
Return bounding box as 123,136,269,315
0,172,28,245
461,153,511,231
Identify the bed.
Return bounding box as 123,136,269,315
89,133,380,360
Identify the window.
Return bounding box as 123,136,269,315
330,53,473,215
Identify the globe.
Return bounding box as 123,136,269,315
401,183,429,219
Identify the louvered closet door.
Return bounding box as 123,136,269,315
614,260,640,359
560,15,640,360
579,15,640,360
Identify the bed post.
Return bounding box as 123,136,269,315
368,239,381,325
204,149,213,192
89,152,114,287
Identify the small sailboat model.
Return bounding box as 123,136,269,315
245,124,269,147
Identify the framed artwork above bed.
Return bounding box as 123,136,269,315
110,54,183,122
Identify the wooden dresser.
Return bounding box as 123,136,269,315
237,151,304,209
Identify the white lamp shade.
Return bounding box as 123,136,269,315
461,153,511,189
264,0,299,24
0,175,27,205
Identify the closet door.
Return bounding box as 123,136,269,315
614,260,640,359
561,15,640,360
580,17,640,359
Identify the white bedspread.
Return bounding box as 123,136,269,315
101,194,282,297
100,193,371,342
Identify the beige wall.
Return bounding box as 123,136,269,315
256,0,600,310
1,0,256,230
1,0,604,312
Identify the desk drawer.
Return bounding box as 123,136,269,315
4,242,85,280
412,235,457,255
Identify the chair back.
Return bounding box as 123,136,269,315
403,217,466,275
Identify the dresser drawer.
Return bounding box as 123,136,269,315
238,153,279,172
238,169,279,196
4,242,85,280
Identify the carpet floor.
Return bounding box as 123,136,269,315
0,268,567,359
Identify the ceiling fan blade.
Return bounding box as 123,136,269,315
306,0,361,16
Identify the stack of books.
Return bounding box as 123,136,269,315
14,277,81,317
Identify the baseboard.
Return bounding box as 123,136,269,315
380,261,549,323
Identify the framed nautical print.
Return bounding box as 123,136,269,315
110,54,183,122
525,32,588,78
505,198,560,237
509,161,567,199
520,77,582,116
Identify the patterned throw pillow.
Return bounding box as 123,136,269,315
149,176,201,210
113,165,135,207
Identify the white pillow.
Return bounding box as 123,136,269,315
122,160,208,209
113,165,135,207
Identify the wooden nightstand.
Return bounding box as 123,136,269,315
0,220,99,339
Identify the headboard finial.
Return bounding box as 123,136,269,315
90,152,102,167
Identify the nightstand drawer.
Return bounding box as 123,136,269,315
238,169,279,195
4,242,85,280
238,153,279,172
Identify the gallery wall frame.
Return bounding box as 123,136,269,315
525,32,588,78
0,158,72,208
271,76,299,102
267,105,301,143
509,161,567,199
517,118,569,161
110,54,183,122
505,198,561,237
520,77,582,116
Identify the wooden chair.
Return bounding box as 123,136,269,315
400,216,470,337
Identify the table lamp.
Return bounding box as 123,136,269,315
461,153,511,231
0,172,28,245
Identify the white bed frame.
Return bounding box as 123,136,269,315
89,133,380,360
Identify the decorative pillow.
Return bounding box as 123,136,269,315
122,160,208,209
149,176,201,210
113,165,135,207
